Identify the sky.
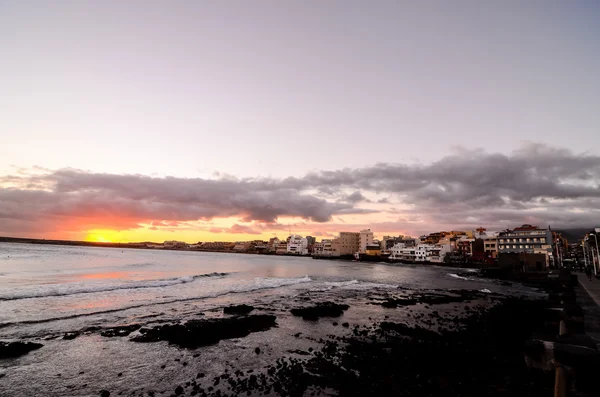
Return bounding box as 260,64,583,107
1,1,599,242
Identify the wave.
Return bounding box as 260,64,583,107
0,275,313,327
344,281,399,290
479,289,492,293
0,272,230,301
311,280,398,292
325,280,360,287
448,273,471,281
123,262,155,268
243,275,312,291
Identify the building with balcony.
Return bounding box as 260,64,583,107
484,237,498,258
331,232,360,256
287,235,308,255
359,229,374,253
497,225,552,255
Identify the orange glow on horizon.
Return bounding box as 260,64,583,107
85,230,121,243
73,213,408,244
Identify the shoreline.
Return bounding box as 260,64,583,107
0,238,476,268
1,287,556,397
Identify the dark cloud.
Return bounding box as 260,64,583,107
343,191,369,203
0,169,354,235
0,143,598,236
291,143,600,230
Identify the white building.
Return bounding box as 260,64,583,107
429,244,452,263
415,244,436,262
287,235,309,255
313,239,336,256
390,243,451,263
359,229,374,254
389,242,407,260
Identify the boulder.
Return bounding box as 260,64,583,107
0,341,43,358
290,302,349,320
132,315,277,348
223,305,254,315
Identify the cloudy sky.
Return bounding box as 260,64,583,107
1,1,599,242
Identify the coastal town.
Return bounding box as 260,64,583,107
8,224,593,272
142,225,599,270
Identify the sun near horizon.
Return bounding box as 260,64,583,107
85,231,116,243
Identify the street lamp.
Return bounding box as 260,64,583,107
591,233,600,275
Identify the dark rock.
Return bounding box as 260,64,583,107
118,373,123,377
223,305,254,315
175,385,183,395
63,332,80,340
218,296,553,397
100,324,141,337
100,390,110,397
83,326,102,332
342,322,349,328
0,341,43,358
132,315,277,348
288,349,310,355
255,347,261,354
290,302,349,320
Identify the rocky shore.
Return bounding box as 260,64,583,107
1,285,559,397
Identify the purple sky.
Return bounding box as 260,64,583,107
1,1,599,240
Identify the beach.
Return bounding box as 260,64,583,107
0,243,551,396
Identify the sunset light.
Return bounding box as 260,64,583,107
85,230,118,243
1,2,599,396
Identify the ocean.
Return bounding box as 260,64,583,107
0,243,544,396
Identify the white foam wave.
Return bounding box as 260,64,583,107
245,275,312,291
345,282,399,290
0,275,315,327
310,279,398,292
325,280,360,287
448,273,470,281
480,289,492,293
0,272,230,301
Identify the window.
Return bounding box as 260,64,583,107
525,245,529,249
526,238,531,243
540,238,546,243
519,238,524,243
